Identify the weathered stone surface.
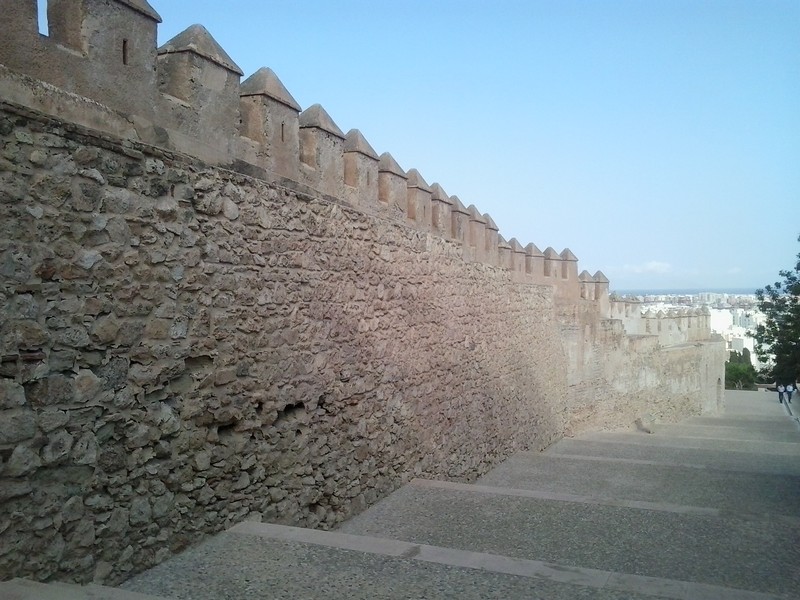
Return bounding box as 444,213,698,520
38,409,69,432
56,326,91,348
62,496,85,523
151,491,175,519
106,507,130,534
72,519,96,547
192,192,223,215
0,479,33,501
0,100,723,589
26,375,74,407
125,423,157,449
71,432,98,465
90,316,120,344
96,356,129,390
41,430,75,465
0,379,25,409
194,451,211,471
129,496,152,525
14,320,50,348
0,409,37,444
5,444,41,476
74,370,102,404
98,445,127,473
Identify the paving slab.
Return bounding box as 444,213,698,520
120,527,661,600
120,523,784,600
650,423,800,443
683,416,798,431
547,438,800,476
577,430,800,456
708,389,800,434
337,480,800,597
723,390,794,417
410,478,720,516
476,452,800,516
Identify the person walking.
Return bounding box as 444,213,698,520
777,383,785,403
786,383,794,403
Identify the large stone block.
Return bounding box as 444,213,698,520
0,408,36,444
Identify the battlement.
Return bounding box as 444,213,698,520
0,0,162,120
610,301,712,345
0,0,596,304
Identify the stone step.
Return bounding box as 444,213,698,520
336,479,800,598
577,430,800,455
548,438,800,476
118,522,783,600
683,415,798,430
476,451,800,516
12,394,795,600
649,422,800,443
721,390,790,417
0,578,171,600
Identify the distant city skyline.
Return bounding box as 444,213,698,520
46,0,799,290
614,287,759,295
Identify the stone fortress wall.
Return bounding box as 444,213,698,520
610,300,712,346
0,0,726,586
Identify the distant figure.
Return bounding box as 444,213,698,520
786,383,794,403
777,383,785,403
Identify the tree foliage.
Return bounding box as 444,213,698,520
753,235,800,384
725,350,757,390
728,347,753,366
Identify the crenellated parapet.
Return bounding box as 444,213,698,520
0,0,162,119
526,244,545,282
299,103,346,198
609,301,713,345
483,214,500,266
239,67,302,180
156,23,244,161
429,183,453,238
0,0,605,305
406,169,432,230
509,238,527,279
377,152,407,219
342,129,379,209
449,195,470,246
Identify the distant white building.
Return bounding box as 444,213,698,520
732,308,762,329
709,309,733,332
709,307,765,370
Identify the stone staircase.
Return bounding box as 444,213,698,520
4,390,799,599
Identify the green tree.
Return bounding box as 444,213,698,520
725,350,757,390
753,235,800,384
741,347,753,368
727,348,751,366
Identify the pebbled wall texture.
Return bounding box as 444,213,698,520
0,103,725,585
0,106,578,584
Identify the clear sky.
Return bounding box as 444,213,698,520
149,1,798,291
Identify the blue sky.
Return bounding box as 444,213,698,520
126,2,800,290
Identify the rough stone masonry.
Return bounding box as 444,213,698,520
0,0,726,586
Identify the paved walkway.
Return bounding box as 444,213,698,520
3,390,799,599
